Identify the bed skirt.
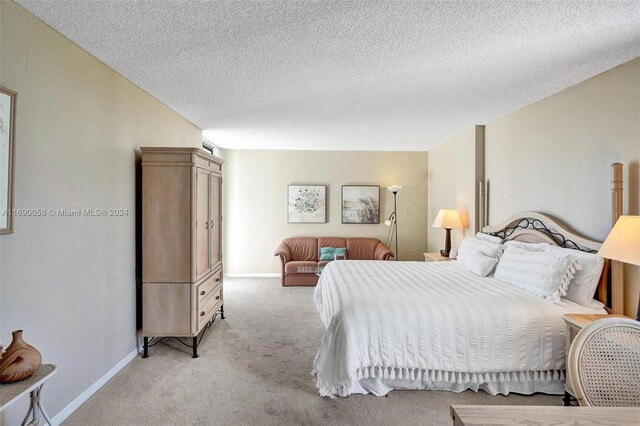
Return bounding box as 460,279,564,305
313,366,565,397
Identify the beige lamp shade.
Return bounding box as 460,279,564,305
597,215,640,266
432,209,463,230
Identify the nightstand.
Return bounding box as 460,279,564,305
423,252,454,262
561,313,630,405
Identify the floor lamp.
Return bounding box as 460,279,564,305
597,215,640,320
385,185,402,260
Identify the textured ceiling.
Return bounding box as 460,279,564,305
16,1,640,151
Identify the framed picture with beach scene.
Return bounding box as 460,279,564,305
341,185,380,224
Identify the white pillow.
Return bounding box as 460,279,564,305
548,248,603,307
586,299,605,309
494,245,581,304
504,240,549,251
504,241,604,307
461,252,500,277
475,232,504,244
457,236,504,277
458,236,504,258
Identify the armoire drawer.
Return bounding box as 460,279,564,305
196,271,222,303
197,283,222,326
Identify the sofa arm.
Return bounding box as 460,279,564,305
274,241,292,263
374,242,394,260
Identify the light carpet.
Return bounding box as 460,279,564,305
64,277,560,425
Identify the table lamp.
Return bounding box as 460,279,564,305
597,215,640,320
432,209,463,257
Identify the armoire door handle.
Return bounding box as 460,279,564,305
205,221,209,230
210,220,214,228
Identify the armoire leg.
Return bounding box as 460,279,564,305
192,336,199,358
142,337,149,358
220,304,225,320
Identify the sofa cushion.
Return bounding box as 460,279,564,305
319,247,334,261
318,260,331,268
319,247,347,261
284,261,318,274
285,237,318,261
346,238,380,260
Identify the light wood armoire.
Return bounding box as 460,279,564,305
141,147,224,358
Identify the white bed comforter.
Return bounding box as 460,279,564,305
313,260,604,397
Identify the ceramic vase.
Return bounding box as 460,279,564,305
0,330,42,383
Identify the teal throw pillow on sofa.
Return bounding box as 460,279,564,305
320,247,347,261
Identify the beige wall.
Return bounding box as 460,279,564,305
223,150,428,274
483,58,640,317
428,58,639,316
427,126,484,253
0,2,202,423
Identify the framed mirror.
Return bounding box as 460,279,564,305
1,87,16,235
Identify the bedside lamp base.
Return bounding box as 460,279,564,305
441,228,452,257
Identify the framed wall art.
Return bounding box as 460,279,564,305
341,185,380,224
0,87,16,235
288,185,327,223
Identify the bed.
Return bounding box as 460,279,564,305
312,165,626,397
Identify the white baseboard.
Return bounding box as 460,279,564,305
225,273,280,278
51,347,139,425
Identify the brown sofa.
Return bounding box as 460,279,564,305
274,237,394,286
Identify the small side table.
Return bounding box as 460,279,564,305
423,252,454,262
0,364,57,425
561,314,630,405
